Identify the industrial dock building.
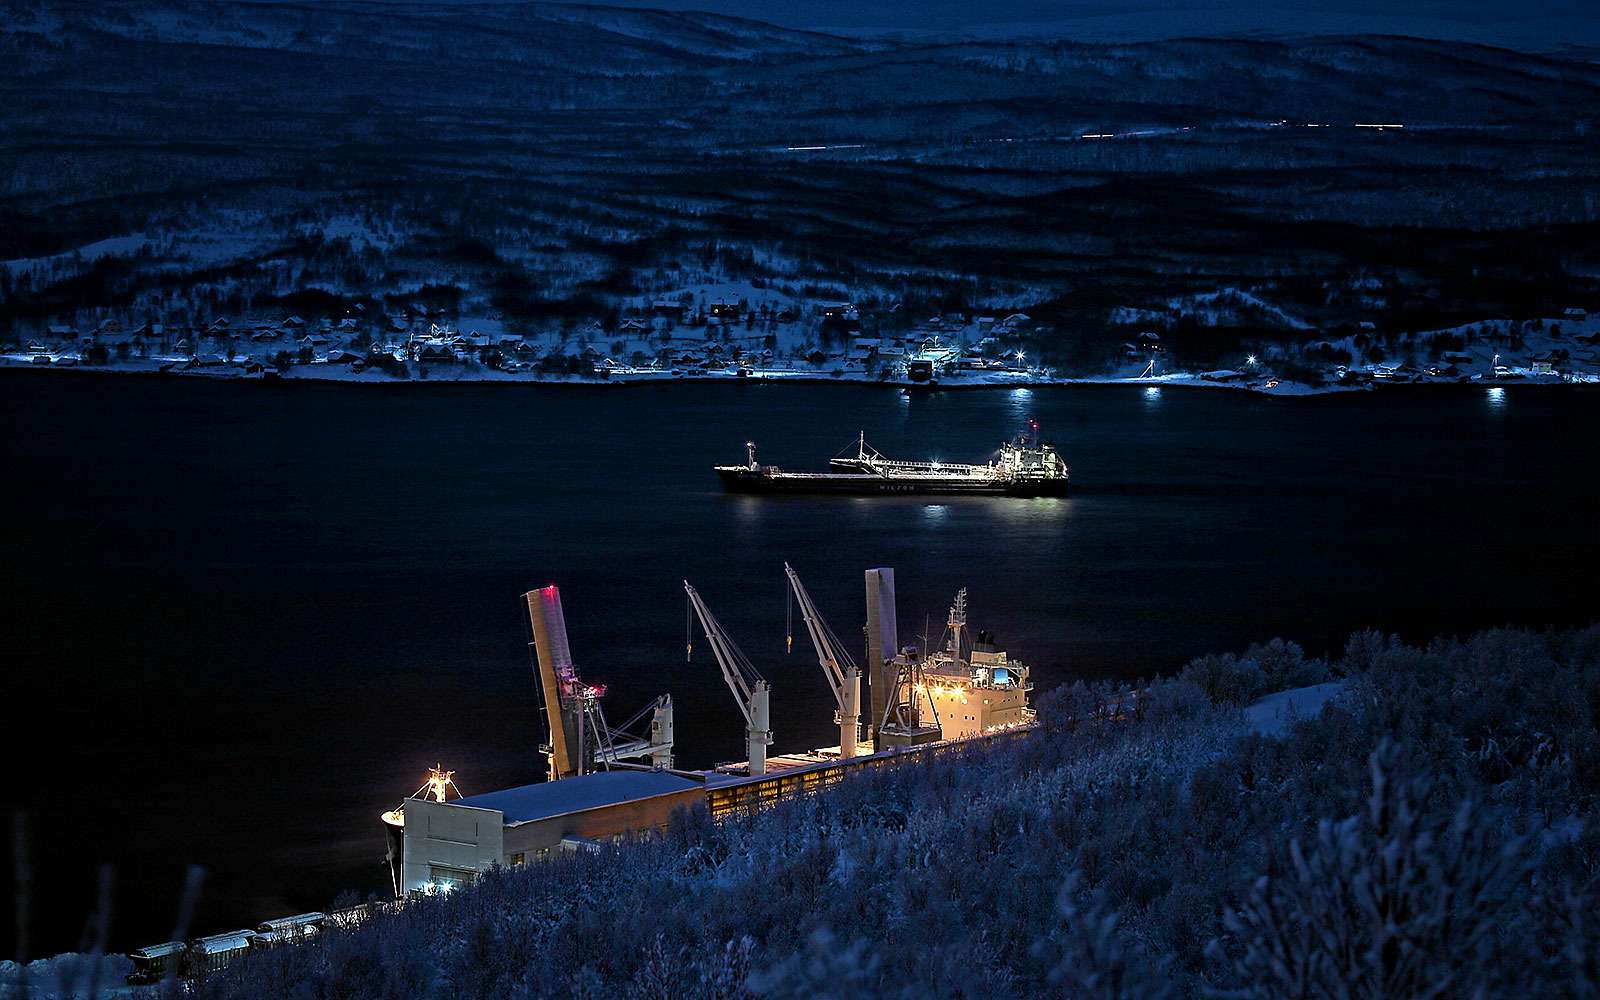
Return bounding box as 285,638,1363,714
388,770,705,894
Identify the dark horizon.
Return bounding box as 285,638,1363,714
279,0,1600,49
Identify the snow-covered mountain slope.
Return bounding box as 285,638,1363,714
2,0,1597,356
5,0,878,72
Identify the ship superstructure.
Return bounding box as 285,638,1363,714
906,588,1035,742
716,426,1068,497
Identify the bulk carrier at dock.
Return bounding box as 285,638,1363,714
128,567,1042,982
715,425,1069,497
379,566,1038,897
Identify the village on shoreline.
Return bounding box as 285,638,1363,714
5,281,1599,396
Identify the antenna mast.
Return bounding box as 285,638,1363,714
410,765,462,803
947,588,968,664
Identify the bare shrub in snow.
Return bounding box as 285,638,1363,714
1215,741,1533,998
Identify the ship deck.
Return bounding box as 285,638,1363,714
699,726,1038,817
718,467,1003,483
834,460,989,475
713,467,998,483
710,741,876,776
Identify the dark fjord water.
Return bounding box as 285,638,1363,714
3,373,1596,954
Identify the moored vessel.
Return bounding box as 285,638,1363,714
377,568,1040,898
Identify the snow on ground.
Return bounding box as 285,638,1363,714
1244,680,1349,738
453,316,511,339
2,234,151,276
632,279,810,314
294,214,401,251
8,353,1599,394
168,227,278,267
0,952,135,998
1166,287,1315,331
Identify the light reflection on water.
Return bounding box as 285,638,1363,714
984,496,1074,540
1485,386,1507,412
1143,386,1163,407
732,495,764,532
1007,386,1033,420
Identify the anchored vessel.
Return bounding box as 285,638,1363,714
715,427,1069,497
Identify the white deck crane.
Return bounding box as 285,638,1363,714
784,563,862,758
685,581,772,775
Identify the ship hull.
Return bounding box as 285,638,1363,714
717,468,1068,497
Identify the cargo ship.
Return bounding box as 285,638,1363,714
715,426,1069,497
129,571,1040,983
378,569,1038,898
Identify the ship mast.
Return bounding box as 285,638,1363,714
410,764,461,802
947,588,968,665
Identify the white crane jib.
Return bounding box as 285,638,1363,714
784,563,862,758
684,581,773,776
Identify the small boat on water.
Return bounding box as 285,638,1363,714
715,425,1069,497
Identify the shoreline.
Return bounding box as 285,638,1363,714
4,360,1592,397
